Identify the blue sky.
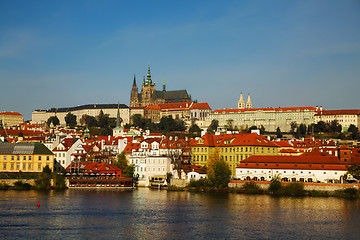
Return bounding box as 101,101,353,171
1,0,359,120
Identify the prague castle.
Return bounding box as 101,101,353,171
130,66,191,107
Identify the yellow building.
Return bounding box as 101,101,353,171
191,133,279,175
0,143,54,172
0,112,23,127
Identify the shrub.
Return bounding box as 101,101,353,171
13,180,32,190
280,182,305,197
268,180,282,194
0,182,10,190
188,178,210,188
334,188,359,198
308,190,330,197
241,181,261,194
52,172,67,190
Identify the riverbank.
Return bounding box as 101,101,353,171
167,180,360,198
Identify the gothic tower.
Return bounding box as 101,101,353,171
246,94,252,109
141,65,156,106
238,92,245,109
130,75,139,107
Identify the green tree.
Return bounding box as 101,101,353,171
65,112,77,128
260,125,265,134
329,120,342,133
296,124,307,138
47,116,60,127
207,119,219,134
131,114,146,129
225,119,234,131
52,172,66,190
97,110,109,128
35,166,52,190
189,124,201,137
348,124,359,140
347,165,360,181
114,152,128,170
290,121,298,135
276,127,283,138
207,148,231,188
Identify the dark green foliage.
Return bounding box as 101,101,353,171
123,164,135,178
268,180,282,194
188,178,210,188
52,172,66,190
296,124,307,138
131,114,146,129
189,124,201,137
0,182,10,190
334,188,359,198
13,180,32,190
346,165,360,180
47,116,60,127
248,126,257,132
207,119,219,134
158,116,186,134
280,182,306,197
241,181,261,194
114,152,128,170
276,127,283,138
65,112,77,128
97,110,109,128
35,166,52,190
225,119,234,131
308,190,330,197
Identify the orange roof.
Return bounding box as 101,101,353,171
0,112,22,116
123,142,141,153
189,102,211,110
315,109,360,116
191,133,278,148
145,105,160,110
237,153,348,171
159,102,192,111
213,106,317,114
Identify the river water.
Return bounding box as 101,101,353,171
0,188,360,240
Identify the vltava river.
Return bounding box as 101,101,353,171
0,188,360,239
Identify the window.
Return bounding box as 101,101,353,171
3,163,6,169
47,156,50,161
38,164,41,170
29,156,31,160
23,163,26,169
28,163,31,169
16,164,20,170
11,163,14,169
3,156,6,160
17,156,20,160
38,156,42,160
11,156,14,160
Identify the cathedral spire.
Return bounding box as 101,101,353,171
238,92,245,109
116,102,121,128
133,74,137,87
163,76,166,92
146,65,153,85
246,94,252,109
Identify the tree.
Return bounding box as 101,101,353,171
347,165,360,181
207,119,219,134
189,124,201,137
164,137,188,179
97,110,109,128
131,114,146,129
35,166,52,190
225,119,234,132
65,112,77,128
47,116,60,127
329,120,342,133
207,148,231,188
114,152,128,170
290,121,298,135
348,124,359,140
260,125,265,134
52,172,66,190
296,124,307,138
276,127,283,139
158,116,186,134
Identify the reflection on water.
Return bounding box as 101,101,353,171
0,189,359,239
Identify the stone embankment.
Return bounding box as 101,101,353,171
229,180,360,192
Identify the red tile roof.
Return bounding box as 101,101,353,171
213,106,317,114
159,102,193,111
315,109,360,116
145,105,160,110
0,112,22,116
189,103,211,110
